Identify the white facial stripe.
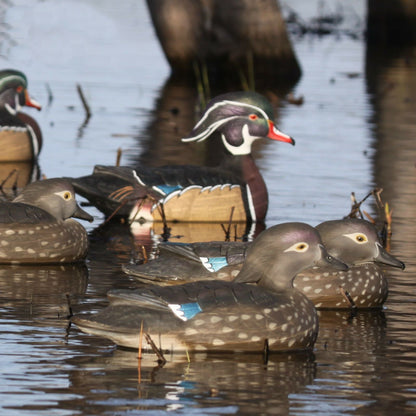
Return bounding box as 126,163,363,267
221,124,256,155
193,99,268,129
343,232,368,244
4,103,16,115
284,242,309,253
182,116,238,143
54,190,72,200
375,242,382,257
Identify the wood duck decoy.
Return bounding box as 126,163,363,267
72,222,347,353
295,219,405,309
123,218,405,309
0,178,93,264
0,69,42,162
71,91,294,224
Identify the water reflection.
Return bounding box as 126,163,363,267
1,1,416,415
0,263,88,317
66,349,315,415
291,310,388,414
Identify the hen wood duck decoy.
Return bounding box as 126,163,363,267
296,219,405,309
123,218,405,309
71,91,294,224
72,222,347,353
0,69,42,162
0,178,93,264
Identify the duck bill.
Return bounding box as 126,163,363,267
375,243,405,270
267,120,295,145
24,89,42,110
73,204,94,222
316,244,349,271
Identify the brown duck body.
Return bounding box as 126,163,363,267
73,223,347,353
127,154,268,223
0,206,89,264
0,110,42,162
0,178,93,264
124,219,405,309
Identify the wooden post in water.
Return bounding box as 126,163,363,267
146,0,301,90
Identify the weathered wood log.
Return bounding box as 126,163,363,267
146,0,301,89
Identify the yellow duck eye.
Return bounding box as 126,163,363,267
55,190,73,201
284,242,309,253
344,232,368,244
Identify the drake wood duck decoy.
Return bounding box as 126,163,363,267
71,91,294,224
0,178,93,264
0,69,42,162
123,218,405,309
72,223,347,353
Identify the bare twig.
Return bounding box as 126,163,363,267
76,84,92,120
144,332,166,365
116,148,122,167
220,206,235,241
339,287,357,310
65,293,73,318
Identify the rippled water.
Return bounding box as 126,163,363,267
0,0,416,415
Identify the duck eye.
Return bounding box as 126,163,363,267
63,191,72,200
16,86,23,93
284,242,309,253
355,234,367,243
343,232,368,244
249,114,258,120
296,243,308,251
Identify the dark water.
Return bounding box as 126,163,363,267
1,1,416,415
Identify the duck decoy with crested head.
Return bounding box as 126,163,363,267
0,178,93,264
123,218,405,309
0,69,42,162
71,91,294,224
72,222,347,353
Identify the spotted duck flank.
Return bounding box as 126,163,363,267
0,178,93,263
72,222,347,353
295,219,405,308
70,91,294,224
123,218,404,309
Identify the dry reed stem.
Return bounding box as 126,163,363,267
116,148,122,167
339,287,357,309
144,333,166,365
76,84,91,119
138,321,144,384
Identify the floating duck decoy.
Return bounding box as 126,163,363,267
0,178,93,264
123,218,405,309
72,222,347,352
0,69,42,162
296,219,405,309
71,91,294,224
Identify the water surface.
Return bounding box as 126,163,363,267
0,1,415,415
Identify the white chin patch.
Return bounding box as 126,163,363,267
222,124,256,155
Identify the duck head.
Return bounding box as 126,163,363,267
316,218,405,270
0,69,41,114
13,179,93,222
182,91,294,155
234,222,348,292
